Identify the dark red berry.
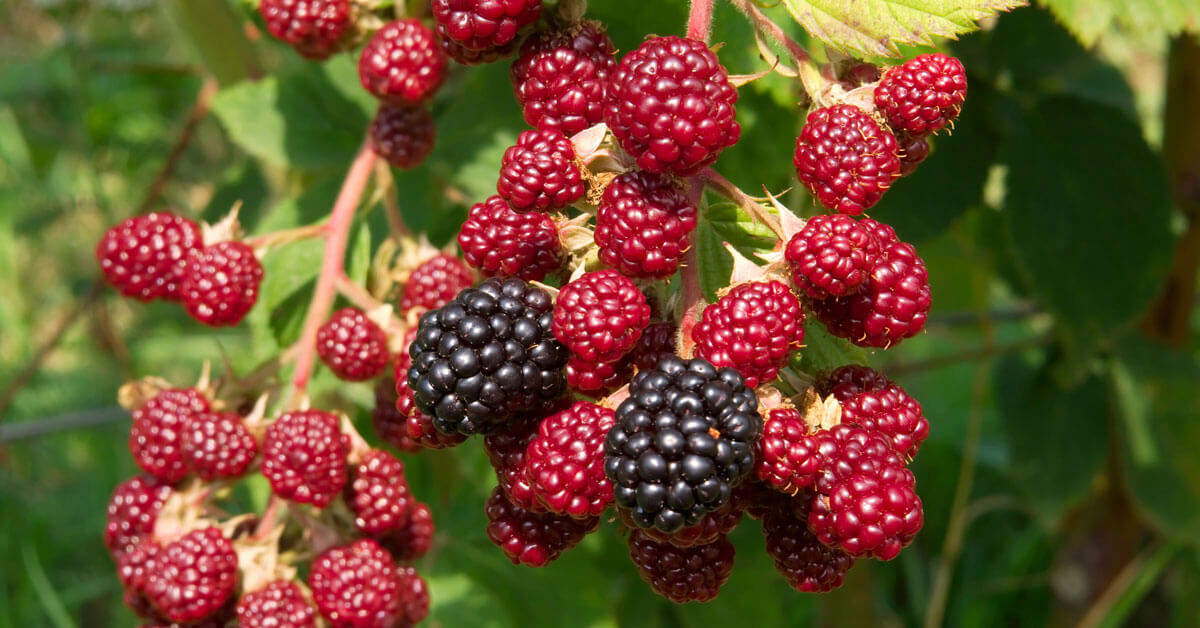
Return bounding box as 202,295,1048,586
627,530,735,603
317,307,390,382
785,214,883,299
604,36,740,176
374,374,422,454
566,355,632,397
130,388,210,483
369,104,436,170
400,254,474,313
497,129,585,212
484,486,599,567
359,19,446,105
348,450,414,536
118,539,161,618
144,527,238,624
457,195,563,280
396,566,430,627
181,240,264,327
259,0,352,60
96,212,202,302
874,53,967,136
399,382,469,449
432,0,541,51
105,476,171,558
624,321,677,371
553,270,650,363
617,496,744,548
794,104,900,215
762,498,854,593
510,23,616,136
594,171,698,279
236,580,317,628
818,363,890,397
692,280,805,388
524,402,616,517
261,410,350,508
483,416,545,512
380,502,435,562
819,365,928,458
181,411,258,481
309,539,403,628
754,407,823,493
438,34,517,65
897,132,930,176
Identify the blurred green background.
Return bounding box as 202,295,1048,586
2,0,1199,626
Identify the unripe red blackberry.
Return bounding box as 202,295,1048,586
438,34,517,65
129,388,210,483
105,475,171,558
810,239,931,348
605,356,762,533
785,214,883,299
617,494,744,548
348,450,414,536
818,363,891,397
875,53,967,136
400,254,474,313
627,530,735,603
497,129,585,212
374,375,421,454
484,486,599,567
524,402,616,517
236,580,317,628
458,195,563,281
144,527,238,624
317,307,390,382
359,19,446,105
181,411,258,481
181,240,264,327
432,0,541,51
807,425,923,560
117,539,161,618
96,212,202,302
898,132,931,176
761,499,854,593
369,104,436,170
625,322,677,371
483,415,544,511
692,281,805,388
566,355,632,397
554,270,650,363
309,539,403,628
261,410,350,508
794,104,900,215
604,36,740,176
510,23,616,136
594,171,698,279
819,365,928,458
259,0,352,60
754,408,823,493
380,502,435,562
396,566,430,626
407,277,569,434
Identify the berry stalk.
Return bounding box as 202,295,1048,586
677,178,707,358
686,0,714,42
702,168,785,239
728,0,825,99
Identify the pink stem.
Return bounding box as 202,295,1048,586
289,142,377,403
677,178,707,358
729,0,811,64
686,0,715,42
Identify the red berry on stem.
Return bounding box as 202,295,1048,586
553,270,650,363
874,53,967,136
369,104,436,170
432,0,541,51
316,307,390,382
754,407,823,493
897,132,931,176
96,212,201,302
565,355,632,397
144,527,238,624
181,240,264,327
359,19,446,105
524,402,616,518
438,34,517,65
397,566,430,627
624,321,677,371
627,530,735,603
484,486,599,567
483,416,545,511
130,388,210,484
794,104,900,215
594,171,698,279
309,539,403,628
236,580,317,628
497,129,585,212
181,411,258,481
105,476,171,559
259,0,352,60
762,498,854,593
510,23,616,136
458,195,563,281
692,280,805,388
380,501,435,562
785,214,883,299
348,450,414,536
261,410,350,508
400,254,474,313
819,365,928,459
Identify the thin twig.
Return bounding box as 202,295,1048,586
1077,539,1179,628
374,161,411,240
0,407,126,442
727,0,826,99
701,167,785,239
686,0,715,41
677,179,707,358
883,335,1050,377
137,76,219,214
245,223,326,250
335,274,386,312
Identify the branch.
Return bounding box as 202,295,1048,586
686,0,715,41
287,142,378,405
374,161,412,240
138,76,218,214
700,168,785,239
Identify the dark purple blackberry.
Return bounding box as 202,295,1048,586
604,356,761,533
407,277,569,435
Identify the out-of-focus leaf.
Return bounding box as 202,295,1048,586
345,221,371,285
1040,0,1200,47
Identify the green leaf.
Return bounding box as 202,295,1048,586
703,201,777,253
1000,96,1174,349
780,0,1025,58
696,220,734,302
1040,0,1200,47
345,221,372,286
994,352,1109,528
259,239,323,346
793,318,868,374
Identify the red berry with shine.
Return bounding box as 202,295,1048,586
553,270,650,363
604,36,740,176
181,240,264,327
524,402,616,517
497,129,585,212
359,19,446,105
261,410,350,508
692,280,805,388
380,502,435,562
369,104,436,170
785,214,883,299
144,527,238,624
309,539,403,628
754,407,823,493
762,499,854,593
594,171,698,279
820,365,928,459
624,322,677,371
236,580,317,628
898,132,931,176
438,34,517,65
627,530,735,603
181,411,258,481
617,497,744,548
484,486,599,567
458,195,563,280
259,0,352,60
566,355,632,397
118,539,161,618
373,374,420,454
874,53,967,136
105,475,171,558
432,0,541,51
400,254,474,313
348,450,414,536
130,388,210,483
96,212,202,302
510,23,616,136
794,104,900,215
317,307,390,381
483,416,544,511
396,566,430,627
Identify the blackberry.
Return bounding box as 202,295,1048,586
627,530,735,603
784,214,883,299
874,53,967,136
236,580,317,628
594,171,698,279
358,19,446,105
390,345,469,450
496,129,585,212
259,0,352,60
96,211,201,302
553,270,650,363
510,22,616,136
794,104,900,215
624,322,677,371
129,388,210,484
525,402,616,517
369,104,436,170
484,486,599,567
400,254,475,313
616,494,744,548
457,195,564,281
316,307,390,382
691,280,805,388
604,356,761,533
105,475,171,559
762,498,854,593
432,0,541,51
408,277,569,435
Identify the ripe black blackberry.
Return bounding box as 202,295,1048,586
604,356,762,533
407,277,569,435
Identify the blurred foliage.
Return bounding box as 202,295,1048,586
1,1,1199,627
